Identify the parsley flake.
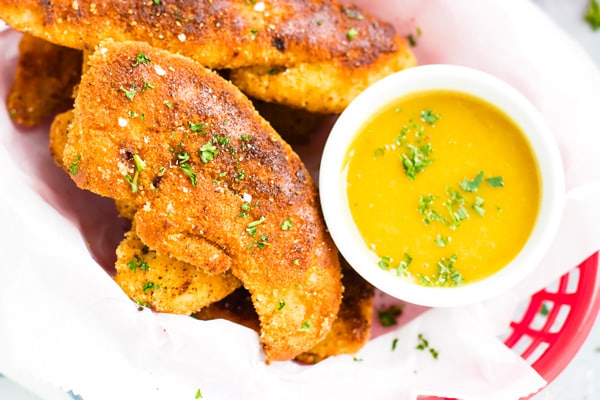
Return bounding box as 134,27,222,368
199,142,219,163
177,152,197,187
195,388,203,399
120,84,137,101
346,28,359,40
485,176,504,188
585,0,600,30
188,121,207,134
299,320,312,332
132,52,152,67
277,300,286,311
459,171,483,192
416,333,439,359
401,143,433,180
127,254,149,272
420,109,440,125
142,281,159,292
377,304,404,327
281,218,293,230
125,153,146,193
69,154,81,175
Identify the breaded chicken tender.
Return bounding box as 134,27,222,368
115,226,241,315
7,34,82,126
0,0,414,113
231,35,416,114
196,264,375,363
62,40,342,361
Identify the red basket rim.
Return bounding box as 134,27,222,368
506,252,600,397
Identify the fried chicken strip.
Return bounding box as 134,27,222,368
0,0,414,113
195,264,375,363
115,225,241,315
50,108,233,275
62,40,342,361
7,34,82,126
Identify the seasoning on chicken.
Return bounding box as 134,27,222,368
62,40,342,361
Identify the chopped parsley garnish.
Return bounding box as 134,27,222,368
69,154,81,175
299,320,312,332
164,100,173,108
132,52,152,67
485,176,504,188
125,153,146,193
199,142,219,163
188,121,207,134
120,84,138,101
142,281,159,292
459,171,484,192
238,201,252,217
434,234,449,248
377,304,404,327
250,29,259,36
416,333,439,359
346,28,359,40
401,143,433,180
539,303,550,316
435,254,462,286
177,152,197,187
417,194,447,226
277,300,286,311
234,169,246,182
281,218,293,230
142,81,154,92
420,109,440,125
195,388,203,399
444,187,469,230
127,254,149,272
585,0,600,30
246,216,266,236
378,255,392,270
472,196,485,217
406,27,422,47
392,338,399,351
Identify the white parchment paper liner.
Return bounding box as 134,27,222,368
1,1,599,399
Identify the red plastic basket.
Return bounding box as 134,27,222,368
421,252,600,400
506,252,600,398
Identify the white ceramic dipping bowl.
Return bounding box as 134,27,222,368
319,64,565,308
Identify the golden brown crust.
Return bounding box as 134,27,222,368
0,0,400,69
231,37,416,114
295,265,374,363
49,109,74,169
0,0,414,112
196,264,375,363
63,40,342,361
115,226,241,315
7,34,82,126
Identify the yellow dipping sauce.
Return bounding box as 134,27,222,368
345,90,541,287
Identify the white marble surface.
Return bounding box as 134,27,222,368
0,1,599,399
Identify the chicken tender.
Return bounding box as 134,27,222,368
7,34,82,126
115,226,241,315
62,40,342,361
231,43,415,114
0,0,414,113
294,264,374,364
196,264,375,363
